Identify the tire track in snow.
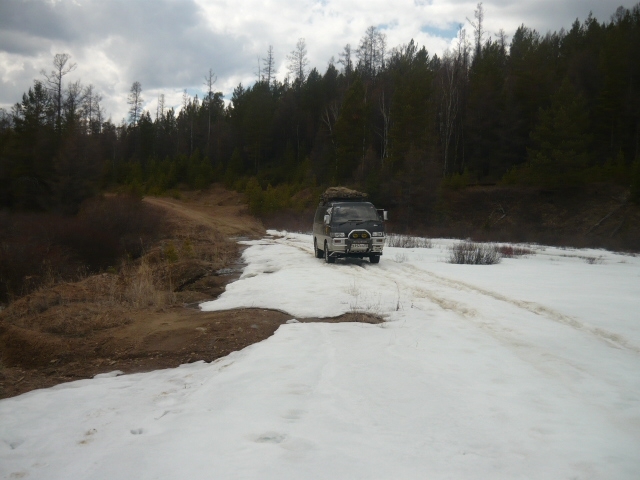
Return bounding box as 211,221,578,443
268,234,639,410
398,262,640,355
268,234,639,354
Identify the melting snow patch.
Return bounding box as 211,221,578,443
93,370,124,379
2,232,640,479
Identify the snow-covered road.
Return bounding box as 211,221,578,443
2,232,639,479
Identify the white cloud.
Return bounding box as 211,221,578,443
0,0,636,120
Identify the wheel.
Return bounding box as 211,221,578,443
324,241,335,263
369,255,380,264
314,238,324,258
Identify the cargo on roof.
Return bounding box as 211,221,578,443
320,187,368,204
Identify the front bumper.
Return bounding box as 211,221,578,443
330,237,384,256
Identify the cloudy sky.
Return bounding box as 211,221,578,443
0,0,634,122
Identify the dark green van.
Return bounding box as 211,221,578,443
313,195,387,264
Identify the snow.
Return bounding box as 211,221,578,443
2,231,640,479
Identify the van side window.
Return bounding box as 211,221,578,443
314,206,326,223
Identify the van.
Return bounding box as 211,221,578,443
313,189,387,264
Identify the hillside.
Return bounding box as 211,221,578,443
427,184,640,251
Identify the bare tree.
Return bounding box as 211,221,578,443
338,44,354,77
321,100,341,171
255,56,262,82
287,38,309,83
357,26,387,78
42,53,77,131
496,28,509,54
262,45,275,86
467,2,485,60
63,80,85,126
82,84,103,134
438,28,470,175
203,68,217,152
127,81,143,125
182,89,189,112
181,89,196,155
378,90,391,162
156,93,165,121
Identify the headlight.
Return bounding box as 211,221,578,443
372,232,384,237
331,232,345,238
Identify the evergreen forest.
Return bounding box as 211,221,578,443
1,3,639,222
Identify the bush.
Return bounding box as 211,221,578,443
442,169,472,190
497,245,534,258
78,194,166,260
449,241,501,265
386,234,432,248
0,195,167,303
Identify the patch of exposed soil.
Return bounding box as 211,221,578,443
0,185,382,399
0,308,380,399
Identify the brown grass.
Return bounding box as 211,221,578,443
497,245,535,258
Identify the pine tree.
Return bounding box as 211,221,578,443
527,78,591,187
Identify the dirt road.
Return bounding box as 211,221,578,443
0,186,378,399
142,186,265,238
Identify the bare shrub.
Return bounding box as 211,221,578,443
386,234,432,248
449,241,501,265
0,195,167,303
497,245,535,258
583,256,603,264
77,194,166,261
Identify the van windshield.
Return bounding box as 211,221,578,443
332,204,379,223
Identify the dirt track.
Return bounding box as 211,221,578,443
142,187,265,238
0,186,379,399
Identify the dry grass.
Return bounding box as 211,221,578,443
43,309,133,336
1,213,235,340
497,245,535,258
123,259,171,308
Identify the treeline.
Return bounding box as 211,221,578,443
1,3,639,217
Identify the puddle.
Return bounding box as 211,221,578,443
215,265,244,276
184,246,248,310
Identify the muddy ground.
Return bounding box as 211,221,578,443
0,186,380,399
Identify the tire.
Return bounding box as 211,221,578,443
324,241,335,264
314,238,324,258
369,255,380,264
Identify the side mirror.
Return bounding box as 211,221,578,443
384,210,388,221
378,209,388,221
324,214,330,225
